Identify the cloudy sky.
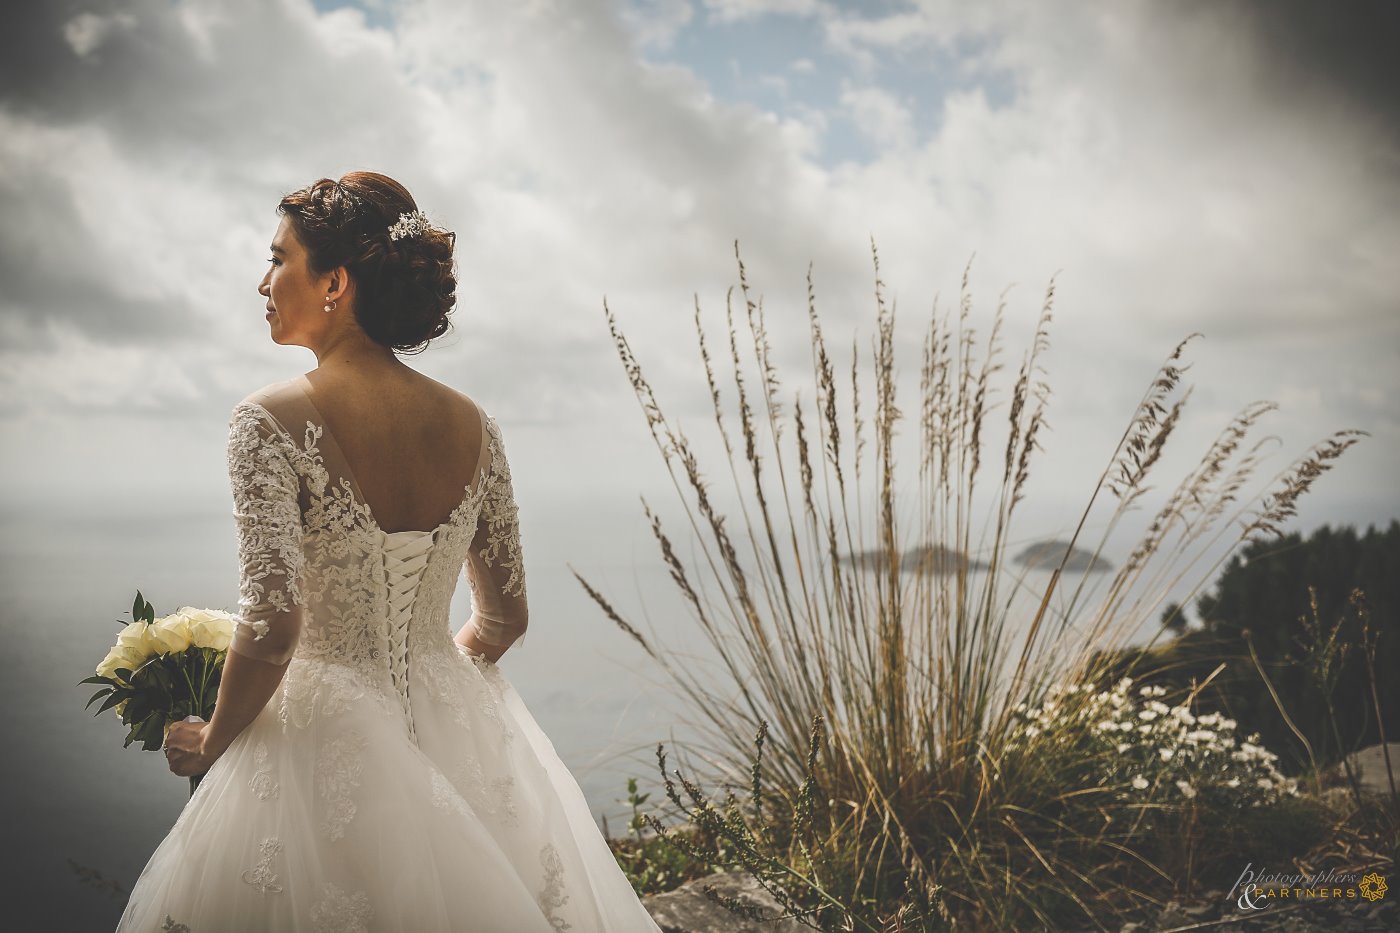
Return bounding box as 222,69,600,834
2,0,1397,575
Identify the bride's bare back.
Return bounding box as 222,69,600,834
300,369,486,535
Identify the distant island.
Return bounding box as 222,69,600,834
841,541,1112,575
1014,540,1113,573
845,545,989,575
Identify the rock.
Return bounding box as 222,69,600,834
1338,743,1400,798
1155,899,1191,928
643,872,806,933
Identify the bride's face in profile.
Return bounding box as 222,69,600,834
258,215,331,347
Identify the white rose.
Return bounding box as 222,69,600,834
183,608,236,651
96,644,147,682
114,621,159,661
149,612,194,654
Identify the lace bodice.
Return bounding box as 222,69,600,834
223,378,528,709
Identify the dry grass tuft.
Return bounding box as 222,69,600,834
582,246,1364,930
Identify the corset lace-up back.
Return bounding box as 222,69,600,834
380,528,437,742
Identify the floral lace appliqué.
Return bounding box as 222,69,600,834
310,881,373,933
457,756,520,826
280,658,389,733
478,418,527,599
316,730,369,842
161,915,190,933
471,657,517,746
241,836,284,894
249,739,279,800
538,842,571,931
430,768,472,818
228,404,308,658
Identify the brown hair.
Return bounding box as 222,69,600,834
277,171,456,354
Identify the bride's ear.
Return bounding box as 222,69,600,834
324,267,352,303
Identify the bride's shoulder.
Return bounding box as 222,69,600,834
228,379,308,442
233,377,302,415
426,376,488,425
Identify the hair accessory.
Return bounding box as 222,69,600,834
387,210,430,241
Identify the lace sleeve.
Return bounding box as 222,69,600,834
226,402,307,665
462,416,528,651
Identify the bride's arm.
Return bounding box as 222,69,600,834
203,649,290,759
454,417,527,663
205,403,307,757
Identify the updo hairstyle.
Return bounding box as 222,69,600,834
277,171,456,354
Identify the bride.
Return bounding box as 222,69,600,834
116,172,663,932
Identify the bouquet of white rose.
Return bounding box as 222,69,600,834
80,592,235,796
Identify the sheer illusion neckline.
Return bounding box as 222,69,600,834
288,376,493,536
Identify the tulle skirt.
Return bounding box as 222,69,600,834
115,648,661,932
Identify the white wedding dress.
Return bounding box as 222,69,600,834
116,377,662,932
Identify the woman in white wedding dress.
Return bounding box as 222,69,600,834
116,172,662,932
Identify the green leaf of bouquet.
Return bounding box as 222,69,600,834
140,718,164,751
77,675,109,686
84,688,111,710
114,668,133,683
95,692,124,715
132,591,144,621
126,694,152,722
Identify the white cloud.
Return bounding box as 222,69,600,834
623,0,694,51
840,82,914,152
702,0,825,23
61,11,137,59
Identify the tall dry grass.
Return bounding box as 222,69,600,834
578,245,1363,929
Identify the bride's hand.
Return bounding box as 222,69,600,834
164,719,220,778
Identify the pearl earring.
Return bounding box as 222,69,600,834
323,297,336,313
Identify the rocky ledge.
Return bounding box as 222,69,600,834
644,875,1395,932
